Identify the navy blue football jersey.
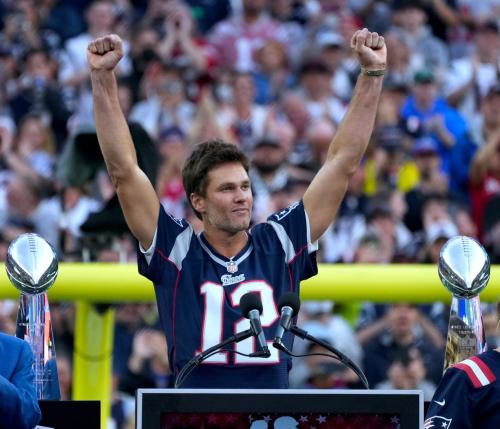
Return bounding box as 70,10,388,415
424,350,500,429
138,200,318,388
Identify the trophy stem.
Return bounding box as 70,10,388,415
444,295,487,372
16,292,60,400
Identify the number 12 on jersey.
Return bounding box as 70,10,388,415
198,281,280,364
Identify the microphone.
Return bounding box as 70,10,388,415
240,293,270,357
273,293,301,351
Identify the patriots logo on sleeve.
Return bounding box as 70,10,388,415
424,416,452,428
274,201,300,221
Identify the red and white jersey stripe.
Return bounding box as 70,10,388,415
453,355,497,388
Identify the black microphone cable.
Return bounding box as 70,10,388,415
174,292,271,387
275,326,369,389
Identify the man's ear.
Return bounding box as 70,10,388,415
190,192,205,215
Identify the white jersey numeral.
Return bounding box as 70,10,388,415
198,281,280,364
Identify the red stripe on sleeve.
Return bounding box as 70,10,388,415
453,362,483,388
470,355,496,383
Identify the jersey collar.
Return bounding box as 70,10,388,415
197,232,253,271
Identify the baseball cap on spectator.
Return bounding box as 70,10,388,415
316,32,344,49
299,59,330,77
474,20,499,34
413,68,435,85
159,126,185,142
425,221,458,245
412,136,438,156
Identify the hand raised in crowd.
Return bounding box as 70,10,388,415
87,34,124,72
350,28,387,71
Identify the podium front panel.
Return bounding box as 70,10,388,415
136,389,423,429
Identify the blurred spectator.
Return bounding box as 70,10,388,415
290,300,362,388
469,121,500,241
41,0,86,42
363,125,418,195
9,48,71,150
360,303,444,387
304,117,338,168
252,40,294,105
383,29,420,88
444,21,500,122
0,173,60,249
156,2,215,72
268,0,307,65
1,114,56,183
218,71,269,150
375,346,437,400
315,31,354,102
298,59,346,126
156,126,188,219
419,215,458,263
113,304,152,379
321,165,366,263
402,68,469,176
469,83,500,148
129,63,196,139
392,1,449,74
208,0,289,71
279,91,313,167
404,138,449,232
59,186,102,257
371,190,414,260
60,0,132,128
56,353,73,400
119,328,172,395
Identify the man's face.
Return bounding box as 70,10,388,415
243,0,266,15
194,162,253,234
412,82,437,108
253,144,286,173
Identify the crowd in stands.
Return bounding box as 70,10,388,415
0,0,500,427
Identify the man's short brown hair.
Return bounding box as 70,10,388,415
182,140,250,219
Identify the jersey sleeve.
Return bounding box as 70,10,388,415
424,367,474,429
266,200,318,280
137,205,193,284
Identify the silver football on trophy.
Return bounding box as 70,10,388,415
6,233,58,295
438,236,490,298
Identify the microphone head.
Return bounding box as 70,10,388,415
240,292,263,317
278,293,300,316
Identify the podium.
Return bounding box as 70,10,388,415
136,389,423,429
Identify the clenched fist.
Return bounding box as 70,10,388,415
350,28,387,71
87,34,124,71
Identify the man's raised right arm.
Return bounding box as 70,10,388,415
88,34,159,249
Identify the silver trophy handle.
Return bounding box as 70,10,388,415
438,236,490,371
6,233,60,400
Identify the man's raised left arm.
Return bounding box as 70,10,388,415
303,28,387,242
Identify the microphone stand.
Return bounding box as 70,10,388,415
174,328,269,388
275,325,370,390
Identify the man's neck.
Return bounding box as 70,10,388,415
203,228,248,259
